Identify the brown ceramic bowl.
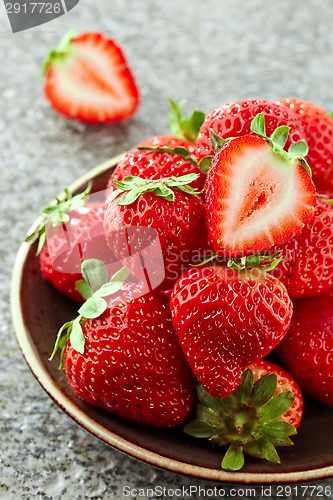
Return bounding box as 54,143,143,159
11,155,333,484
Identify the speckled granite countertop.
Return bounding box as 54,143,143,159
2,1,333,498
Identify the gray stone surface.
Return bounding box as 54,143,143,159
1,0,333,498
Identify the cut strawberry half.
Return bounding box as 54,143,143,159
43,31,139,123
205,113,316,257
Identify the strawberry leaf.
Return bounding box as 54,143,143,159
183,420,215,438
69,316,85,354
198,156,213,174
209,129,227,153
258,391,294,422
221,445,245,471
262,420,297,442
81,259,108,293
75,279,93,300
168,98,205,142
42,29,76,75
271,126,289,150
250,112,266,137
288,140,309,160
78,295,107,318
250,373,277,407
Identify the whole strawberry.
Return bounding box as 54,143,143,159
205,113,316,257
278,98,333,190
51,261,195,427
170,259,293,399
25,185,112,303
184,359,302,471
104,174,208,290
194,98,303,161
277,291,333,406
107,147,205,195
270,198,333,297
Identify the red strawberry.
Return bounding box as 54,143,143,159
205,113,316,257
170,259,293,399
277,291,333,406
194,98,303,161
51,261,195,427
25,186,114,302
270,198,333,297
43,32,139,123
107,147,205,195
138,98,205,150
184,359,301,471
278,98,333,190
104,174,208,290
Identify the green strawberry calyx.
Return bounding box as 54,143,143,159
49,259,130,369
199,113,312,177
107,173,202,206
25,183,91,255
168,98,206,142
250,113,312,176
192,251,284,272
138,144,198,166
42,29,77,75
184,369,296,472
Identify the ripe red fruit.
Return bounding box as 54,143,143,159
107,148,205,194
184,359,301,471
170,262,293,399
25,185,113,303
278,98,333,190
52,263,195,427
194,98,303,161
104,174,208,290
39,202,108,302
270,198,333,297
205,114,316,257
43,32,139,123
277,291,333,407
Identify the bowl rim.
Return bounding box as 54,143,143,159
10,154,333,485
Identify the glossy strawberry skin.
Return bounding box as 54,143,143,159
44,32,139,124
107,149,205,195
138,134,194,150
277,291,333,406
278,98,333,190
270,199,333,297
40,203,110,302
64,285,195,427
194,99,303,161
250,359,303,429
170,264,293,398
205,135,316,257
104,190,208,290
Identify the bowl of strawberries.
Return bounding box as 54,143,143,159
11,98,333,483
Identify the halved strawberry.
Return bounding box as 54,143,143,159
43,31,139,123
205,113,316,257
